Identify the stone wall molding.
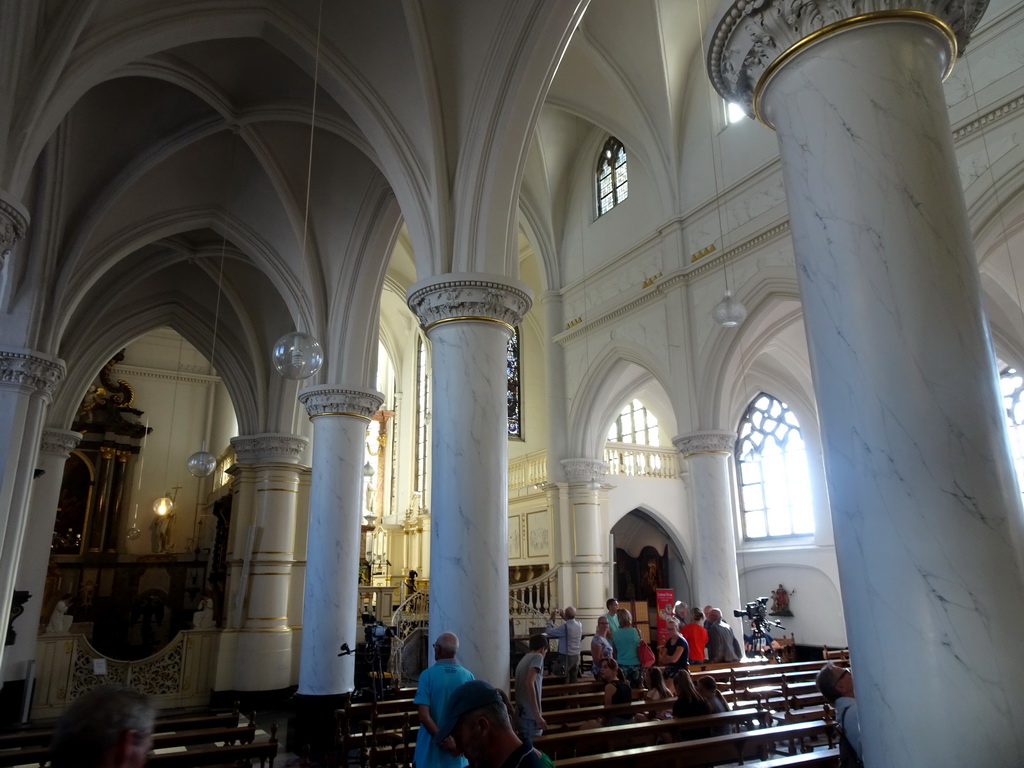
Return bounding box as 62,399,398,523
39,429,83,457
0,347,66,402
298,386,384,421
673,431,737,457
705,0,988,122
0,191,29,259
230,433,309,465
407,273,533,332
560,458,609,483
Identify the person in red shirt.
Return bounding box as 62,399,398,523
680,607,709,663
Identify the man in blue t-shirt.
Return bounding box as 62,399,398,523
413,632,475,768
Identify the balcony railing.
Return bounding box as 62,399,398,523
604,443,678,479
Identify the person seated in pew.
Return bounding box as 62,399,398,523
50,684,155,768
635,666,673,722
816,662,862,765
696,675,731,735
659,618,689,678
671,670,711,740
597,658,634,726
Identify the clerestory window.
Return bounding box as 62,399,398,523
597,137,629,216
736,392,814,539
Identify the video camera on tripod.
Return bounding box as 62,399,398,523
734,596,785,639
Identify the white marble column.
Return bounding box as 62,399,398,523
0,348,64,672
296,387,383,696
3,429,80,682
708,2,1024,765
559,459,611,622
672,432,741,613
222,433,308,692
407,273,532,688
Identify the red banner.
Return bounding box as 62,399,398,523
655,588,675,646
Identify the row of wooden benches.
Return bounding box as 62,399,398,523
0,705,279,768
339,659,841,768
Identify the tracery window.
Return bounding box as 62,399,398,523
507,327,522,439
607,399,659,445
1000,367,1024,495
736,392,814,539
597,137,629,216
414,336,429,497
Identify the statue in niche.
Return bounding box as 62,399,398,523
150,511,174,553
192,591,215,629
770,584,793,616
46,594,74,633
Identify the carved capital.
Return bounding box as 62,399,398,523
39,429,82,458
298,386,384,421
0,348,65,402
0,192,29,259
673,431,737,457
407,273,533,332
230,433,309,465
706,0,988,121
560,458,609,483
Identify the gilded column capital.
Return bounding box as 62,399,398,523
0,347,65,402
230,433,309,465
298,386,384,421
39,429,82,458
672,430,737,457
705,0,988,123
560,458,609,483
0,191,29,260
406,273,533,332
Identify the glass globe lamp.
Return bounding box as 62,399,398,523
153,496,174,516
272,331,324,380
187,450,217,477
712,290,748,327
126,526,142,540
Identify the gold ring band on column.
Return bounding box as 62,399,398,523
752,10,957,130
423,315,515,334
307,411,373,421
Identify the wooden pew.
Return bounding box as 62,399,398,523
0,705,242,753
554,719,835,768
534,706,768,760
748,746,840,767
0,717,259,768
148,722,278,768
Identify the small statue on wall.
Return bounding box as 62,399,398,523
770,584,793,616
46,593,74,633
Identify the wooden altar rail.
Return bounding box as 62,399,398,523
31,629,220,720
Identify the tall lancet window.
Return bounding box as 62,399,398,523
597,137,629,216
507,327,522,439
1000,367,1024,496
414,336,429,499
736,392,814,539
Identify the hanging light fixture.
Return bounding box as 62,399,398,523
187,441,217,477
272,1,325,381
153,493,175,517
713,289,748,327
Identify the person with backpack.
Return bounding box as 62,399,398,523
815,662,863,767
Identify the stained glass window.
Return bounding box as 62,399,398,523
507,327,522,438
597,137,629,216
414,336,429,495
736,393,814,539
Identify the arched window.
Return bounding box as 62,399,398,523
597,137,629,216
608,399,659,445
414,336,429,499
1000,367,1024,494
736,393,814,539
507,327,522,439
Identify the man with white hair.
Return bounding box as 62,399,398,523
705,607,742,663
546,605,583,683
414,632,475,768
50,685,154,768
